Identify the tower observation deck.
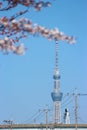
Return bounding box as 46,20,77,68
51,41,63,124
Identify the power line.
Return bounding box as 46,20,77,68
22,110,44,124
61,94,74,108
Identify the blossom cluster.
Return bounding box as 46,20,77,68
0,0,51,11
0,17,76,55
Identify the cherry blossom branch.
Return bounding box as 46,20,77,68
0,17,76,55
0,0,76,55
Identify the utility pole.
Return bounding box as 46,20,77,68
74,89,78,130
73,89,87,130
67,89,87,130
44,106,50,130
3,120,13,130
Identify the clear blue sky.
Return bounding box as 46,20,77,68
0,0,87,124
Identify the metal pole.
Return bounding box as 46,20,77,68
75,93,78,130
44,106,50,130
3,120,13,130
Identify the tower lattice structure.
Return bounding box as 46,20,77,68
51,41,63,124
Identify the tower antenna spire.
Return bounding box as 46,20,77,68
55,40,58,70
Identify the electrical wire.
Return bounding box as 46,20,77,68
22,110,43,124
61,95,74,108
